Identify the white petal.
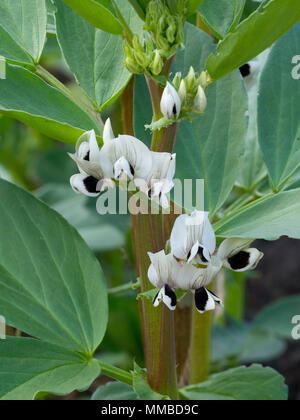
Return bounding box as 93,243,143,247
78,142,90,161
188,241,200,263
114,156,134,180
147,251,173,289
160,82,181,119
103,118,115,144
170,214,189,260
88,130,100,161
202,213,216,256
153,285,177,311
70,173,100,197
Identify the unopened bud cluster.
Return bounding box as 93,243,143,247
145,0,184,56
123,0,184,76
171,67,208,115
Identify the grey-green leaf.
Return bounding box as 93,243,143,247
207,0,300,80
253,295,300,339
0,180,108,354
0,0,47,64
199,0,245,40
0,337,101,400
56,0,142,111
180,365,288,400
0,64,99,144
215,189,300,240
92,382,138,400
258,22,300,189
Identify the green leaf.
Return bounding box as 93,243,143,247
0,179,108,354
186,0,205,16
258,22,300,189
0,64,99,144
55,0,142,111
175,71,247,215
92,382,138,400
199,0,246,40
207,0,300,80
180,365,288,400
61,0,123,34
37,183,126,252
0,337,101,400
215,189,300,240
0,0,47,64
132,363,168,400
253,295,300,339
0,26,33,66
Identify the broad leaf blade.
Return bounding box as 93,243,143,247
0,337,100,400
215,189,300,240
253,295,300,339
0,180,108,354
180,365,288,400
0,64,99,144
56,0,142,111
186,0,205,16
207,0,300,80
0,0,47,63
258,22,300,188
61,0,123,34
199,0,246,40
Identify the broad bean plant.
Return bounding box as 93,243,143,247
0,0,300,401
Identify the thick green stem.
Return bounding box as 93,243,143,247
189,306,212,384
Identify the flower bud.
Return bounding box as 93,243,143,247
185,66,196,92
150,50,164,76
172,72,182,90
178,79,187,104
193,85,207,114
160,82,181,119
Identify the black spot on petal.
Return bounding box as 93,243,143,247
83,176,99,193
240,63,251,78
165,285,177,308
129,163,135,177
228,251,250,270
173,104,177,117
198,246,209,263
84,151,90,161
195,287,209,312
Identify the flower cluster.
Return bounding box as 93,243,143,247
148,210,264,313
69,119,176,209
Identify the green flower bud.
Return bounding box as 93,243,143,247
185,66,196,92
193,85,207,114
172,72,182,90
150,50,164,75
178,79,187,104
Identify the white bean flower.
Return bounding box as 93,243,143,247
160,82,181,119
216,238,264,272
170,210,216,265
147,250,222,313
69,130,114,197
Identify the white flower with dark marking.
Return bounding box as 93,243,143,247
160,82,181,119
69,130,114,197
101,133,153,183
170,210,216,265
217,238,264,272
146,152,176,209
147,250,223,313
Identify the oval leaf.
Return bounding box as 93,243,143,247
0,180,108,354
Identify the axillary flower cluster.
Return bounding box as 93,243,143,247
69,118,176,209
148,211,264,313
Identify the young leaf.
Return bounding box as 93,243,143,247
92,382,138,400
55,0,143,111
0,180,108,355
0,64,99,144
258,22,300,189
215,188,300,240
180,365,288,400
0,337,101,400
207,0,300,80
61,0,123,34
0,0,47,64
199,0,246,40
